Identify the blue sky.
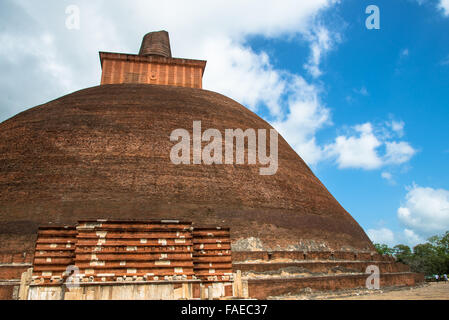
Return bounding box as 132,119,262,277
1,0,448,247
250,0,449,246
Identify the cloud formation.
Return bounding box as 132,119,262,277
414,0,449,16
0,0,418,172
273,76,331,165
440,0,449,15
367,227,425,247
388,120,405,138
398,184,449,236
381,171,395,184
0,0,336,119
367,228,396,246
303,25,337,78
326,123,383,169
367,184,449,248
0,0,342,167
324,122,416,170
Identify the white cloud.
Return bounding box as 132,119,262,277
1,0,345,167
388,120,405,138
345,86,368,104
0,1,339,119
367,185,449,248
0,31,76,114
0,1,417,172
201,37,285,117
367,228,396,246
367,227,426,247
324,122,416,170
413,0,449,17
414,0,427,5
384,141,416,165
303,25,337,78
355,86,369,96
403,229,424,246
398,184,449,236
326,123,383,169
439,0,449,16
381,171,393,181
273,76,331,165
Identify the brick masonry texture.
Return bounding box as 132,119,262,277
139,31,172,58
247,273,425,299
0,84,375,255
100,52,206,88
0,31,423,300
30,220,232,285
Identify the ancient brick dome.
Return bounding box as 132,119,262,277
0,84,374,255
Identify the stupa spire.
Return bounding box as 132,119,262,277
99,30,206,88
139,30,172,58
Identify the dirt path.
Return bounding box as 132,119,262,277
334,282,449,300
270,282,449,300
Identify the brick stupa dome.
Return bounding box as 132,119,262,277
1,31,426,302
0,31,375,268
0,83,374,254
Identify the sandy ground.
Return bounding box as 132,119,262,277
333,282,449,300
270,282,449,300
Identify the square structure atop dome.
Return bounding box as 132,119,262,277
99,52,206,88
99,31,206,88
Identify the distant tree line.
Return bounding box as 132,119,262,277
374,231,449,276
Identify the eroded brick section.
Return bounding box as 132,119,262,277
247,273,424,299
0,266,29,280
233,261,410,274
0,286,16,300
30,220,233,286
231,251,393,263
0,84,376,254
32,227,76,285
193,227,233,282
74,220,195,282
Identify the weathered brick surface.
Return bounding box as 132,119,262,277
0,266,29,280
74,220,195,282
100,31,205,89
0,285,16,300
247,272,424,299
100,53,205,89
0,31,419,300
232,251,383,262
193,227,232,280
139,31,172,58
31,220,233,285
32,226,76,282
0,84,375,256
233,261,410,274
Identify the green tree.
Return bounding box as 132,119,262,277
374,243,394,256
373,231,449,276
393,244,412,264
427,232,449,274
411,242,446,275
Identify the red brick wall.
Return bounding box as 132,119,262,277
247,272,423,299
232,251,382,262
31,220,233,285
233,261,410,274
100,54,204,89
0,266,28,280
0,286,15,300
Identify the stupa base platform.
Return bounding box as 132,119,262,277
232,251,424,299
244,272,423,299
